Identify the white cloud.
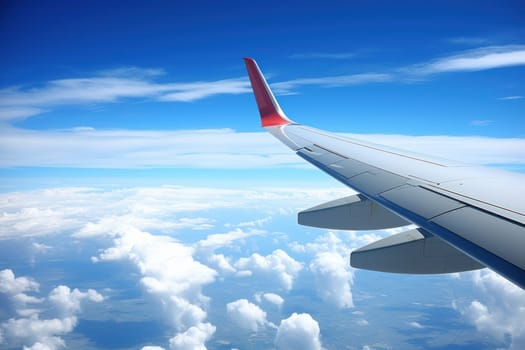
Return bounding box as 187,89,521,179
0,107,46,121
0,269,42,315
290,52,357,59
0,269,39,295
262,293,284,308
48,285,103,315
196,228,264,249
0,72,251,121
0,126,297,169
498,95,523,100
275,313,322,350
2,316,76,347
168,323,216,350
469,119,494,127
445,37,488,46
309,251,354,308
92,227,216,331
204,253,236,274
272,73,392,94
461,270,525,350
0,45,523,127
226,299,268,332
345,133,525,167
158,78,250,102
0,271,103,350
356,319,369,326
235,249,303,291
406,45,525,75
0,186,343,241
1,126,522,170
408,321,424,329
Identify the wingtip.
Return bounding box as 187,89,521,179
243,58,292,127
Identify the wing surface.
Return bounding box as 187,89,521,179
244,58,525,289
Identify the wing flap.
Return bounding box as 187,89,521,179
298,194,410,230
350,229,485,274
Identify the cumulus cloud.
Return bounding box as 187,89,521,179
0,270,103,350
48,285,104,315
235,249,303,291
0,269,39,295
82,216,219,349
168,323,216,350
92,227,216,331
460,270,525,350
275,313,322,350
0,269,42,315
226,299,269,332
309,251,354,308
292,231,374,309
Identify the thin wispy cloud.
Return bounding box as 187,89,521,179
289,52,357,60
0,71,251,122
272,73,393,94
470,119,494,127
405,45,525,75
498,95,523,100
0,45,524,122
445,37,489,46
0,127,523,169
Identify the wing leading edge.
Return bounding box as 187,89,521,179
244,57,525,289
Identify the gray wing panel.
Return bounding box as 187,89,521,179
347,170,407,196
431,207,525,271
380,185,465,219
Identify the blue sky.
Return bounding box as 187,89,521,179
1,1,525,350
1,1,524,187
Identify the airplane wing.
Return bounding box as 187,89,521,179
244,58,525,289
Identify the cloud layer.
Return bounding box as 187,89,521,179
1,127,523,169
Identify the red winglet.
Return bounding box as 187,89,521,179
244,58,292,127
